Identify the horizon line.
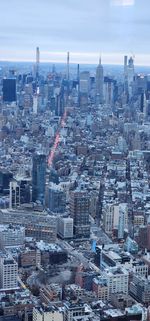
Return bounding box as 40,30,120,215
0,59,150,67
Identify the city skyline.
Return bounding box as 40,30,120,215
0,0,150,65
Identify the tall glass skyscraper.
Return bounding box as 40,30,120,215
32,153,46,204
95,57,104,104
3,78,16,102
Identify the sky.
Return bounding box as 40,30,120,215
0,0,150,65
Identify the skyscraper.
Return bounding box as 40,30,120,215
36,46,40,79
79,71,90,94
46,183,66,213
95,57,104,104
124,55,128,93
67,51,70,82
9,180,20,209
124,55,128,78
32,153,46,204
128,56,134,85
3,78,16,102
70,189,90,239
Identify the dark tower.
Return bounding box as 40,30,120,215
32,153,46,204
70,189,90,239
36,46,40,80
3,79,16,102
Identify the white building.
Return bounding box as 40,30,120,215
104,267,129,300
9,180,20,209
57,217,73,239
103,203,114,235
0,224,25,249
33,306,63,321
0,253,18,290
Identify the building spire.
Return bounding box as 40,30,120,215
99,54,102,65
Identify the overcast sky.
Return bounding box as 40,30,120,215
0,0,150,65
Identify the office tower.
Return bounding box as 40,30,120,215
0,252,18,290
103,203,114,235
36,46,40,79
128,56,134,86
134,74,147,95
46,183,66,213
33,94,38,114
103,77,114,105
57,217,73,239
76,64,80,106
9,180,20,209
3,78,16,102
0,169,13,194
124,55,128,78
124,55,128,93
118,204,127,239
143,92,148,119
67,51,70,81
0,225,25,249
103,202,128,239
32,153,46,204
70,189,90,239
16,177,31,204
79,71,90,94
138,225,150,251
77,64,80,83
114,203,128,239
95,57,104,104
56,93,64,116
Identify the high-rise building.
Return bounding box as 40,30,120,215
32,153,46,204
103,77,114,105
124,55,128,77
128,56,134,88
0,169,13,195
103,202,128,239
124,55,128,93
103,203,114,235
9,180,20,209
55,93,64,116
67,51,70,82
79,71,90,94
95,57,104,104
46,183,66,213
70,189,90,239
0,252,18,290
3,78,16,102
116,203,128,239
36,46,40,79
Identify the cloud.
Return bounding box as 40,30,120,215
0,0,150,63
111,0,135,6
